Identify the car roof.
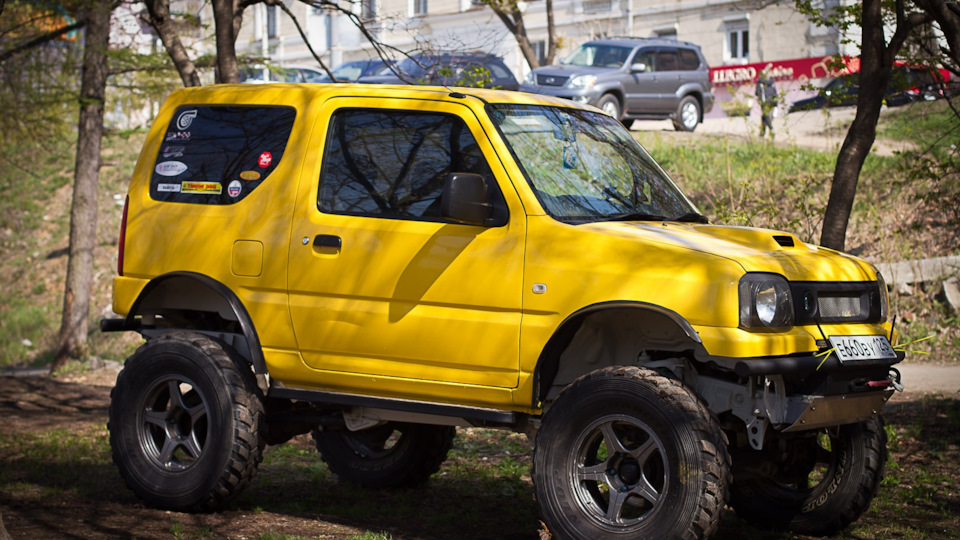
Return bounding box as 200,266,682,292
163,82,587,110
582,37,702,50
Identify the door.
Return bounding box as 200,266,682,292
624,48,659,113
651,47,684,113
287,98,525,392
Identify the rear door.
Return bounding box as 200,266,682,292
286,97,526,394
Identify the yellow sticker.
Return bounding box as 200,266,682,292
181,182,222,194
239,170,261,181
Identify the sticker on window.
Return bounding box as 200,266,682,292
258,152,273,168
155,161,188,177
181,182,222,194
157,183,181,192
227,180,242,198
176,109,197,130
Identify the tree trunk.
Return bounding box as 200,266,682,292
819,0,928,250
142,0,201,87
51,0,112,373
213,0,241,83
544,0,557,65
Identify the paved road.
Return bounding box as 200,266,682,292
632,105,913,156
895,362,960,395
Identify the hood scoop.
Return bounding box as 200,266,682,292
773,235,795,247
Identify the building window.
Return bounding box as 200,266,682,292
413,0,428,16
267,5,278,39
532,41,548,66
362,0,378,20
582,0,613,14
725,20,749,63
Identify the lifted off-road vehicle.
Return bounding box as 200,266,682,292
104,83,903,540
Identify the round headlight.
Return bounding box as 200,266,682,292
756,283,783,325
739,274,795,330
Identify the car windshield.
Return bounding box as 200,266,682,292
488,104,699,223
331,61,369,81
561,45,633,68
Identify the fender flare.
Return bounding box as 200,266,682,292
121,271,267,375
532,301,701,405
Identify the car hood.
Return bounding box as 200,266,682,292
585,221,877,282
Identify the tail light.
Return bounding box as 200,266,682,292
117,195,129,276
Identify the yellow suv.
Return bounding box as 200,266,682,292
103,83,902,540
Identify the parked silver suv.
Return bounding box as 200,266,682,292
521,37,714,131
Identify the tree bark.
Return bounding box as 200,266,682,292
212,0,241,83
52,0,113,372
142,0,201,87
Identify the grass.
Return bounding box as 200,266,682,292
2,401,959,539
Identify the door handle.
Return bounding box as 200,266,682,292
312,234,341,254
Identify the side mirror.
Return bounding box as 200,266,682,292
630,62,648,73
442,173,491,226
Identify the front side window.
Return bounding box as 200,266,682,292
561,45,633,68
319,109,500,221
150,106,296,205
488,104,698,223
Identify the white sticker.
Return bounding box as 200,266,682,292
155,161,188,177
176,109,197,130
162,145,184,158
157,183,181,192
227,180,242,198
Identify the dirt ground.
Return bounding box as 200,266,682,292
1,363,958,540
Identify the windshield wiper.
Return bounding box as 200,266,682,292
671,212,710,224
606,212,667,222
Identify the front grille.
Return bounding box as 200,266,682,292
818,295,863,319
536,74,569,86
791,282,884,324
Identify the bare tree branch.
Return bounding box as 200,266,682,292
272,0,335,80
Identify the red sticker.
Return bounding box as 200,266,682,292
258,152,273,168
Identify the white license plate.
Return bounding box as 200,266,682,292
828,335,898,362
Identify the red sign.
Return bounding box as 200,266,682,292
258,151,273,168
710,56,860,87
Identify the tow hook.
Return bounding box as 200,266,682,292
889,367,904,392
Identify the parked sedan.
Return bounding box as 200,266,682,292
318,59,394,82
241,65,327,84
789,68,938,112
358,53,519,91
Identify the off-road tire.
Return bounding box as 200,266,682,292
672,95,701,132
313,422,455,488
730,417,887,535
108,333,265,512
597,94,622,121
533,366,730,540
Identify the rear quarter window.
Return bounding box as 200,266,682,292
150,106,296,205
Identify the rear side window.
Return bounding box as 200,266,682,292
678,48,702,71
318,109,501,222
150,106,296,205
655,49,680,72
